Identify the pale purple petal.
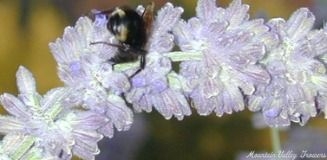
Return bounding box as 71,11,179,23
103,72,130,94
180,61,202,80
190,91,216,116
264,107,281,118
49,32,78,64
57,65,83,87
68,61,84,78
198,77,222,98
105,95,133,131
286,8,315,41
307,29,327,57
172,20,193,50
0,93,30,118
92,11,108,27
196,0,219,23
41,87,71,112
248,95,263,112
150,92,172,119
237,43,266,63
241,19,268,35
0,116,25,133
225,0,249,27
151,89,191,120
132,94,152,113
99,62,130,94
216,86,244,116
70,111,108,130
238,65,270,84
153,3,183,34
202,22,229,45
149,78,168,93
148,34,174,53
148,3,183,53
16,66,36,94
98,122,114,138
131,76,147,88
72,129,102,160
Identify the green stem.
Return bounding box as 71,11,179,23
270,127,281,153
165,51,202,61
114,51,202,71
11,136,35,160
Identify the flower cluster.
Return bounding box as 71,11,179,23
1,0,327,159
49,16,133,138
248,8,327,126
173,0,273,116
0,66,107,159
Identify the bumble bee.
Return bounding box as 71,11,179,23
91,2,154,78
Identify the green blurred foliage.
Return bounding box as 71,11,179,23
0,0,326,160
137,111,270,160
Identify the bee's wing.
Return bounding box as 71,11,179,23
142,2,155,37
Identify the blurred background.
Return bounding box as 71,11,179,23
1,0,327,159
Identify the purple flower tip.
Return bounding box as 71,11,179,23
132,76,147,87
263,108,281,118
93,12,108,27
69,61,82,76
151,79,168,93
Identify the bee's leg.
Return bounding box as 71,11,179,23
114,45,146,78
140,54,146,69
90,41,131,63
90,41,125,50
129,55,146,78
90,41,147,78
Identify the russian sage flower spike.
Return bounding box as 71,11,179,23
173,0,273,116
248,8,327,127
50,2,192,123
1,0,327,159
0,66,107,159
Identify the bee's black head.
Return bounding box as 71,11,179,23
107,7,147,48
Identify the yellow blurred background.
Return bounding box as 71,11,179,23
1,0,327,160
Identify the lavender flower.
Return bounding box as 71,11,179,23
173,0,272,116
315,24,327,118
248,8,327,126
0,66,107,159
49,16,133,137
122,3,192,120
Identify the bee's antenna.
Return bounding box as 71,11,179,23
90,42,120,48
